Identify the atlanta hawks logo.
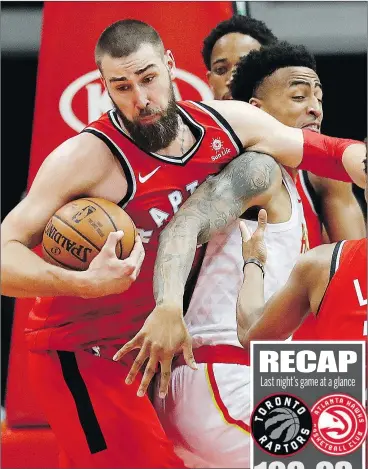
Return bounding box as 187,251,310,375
251,393,312,456
311,393,367,456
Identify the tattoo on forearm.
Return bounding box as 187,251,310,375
153,151,279,306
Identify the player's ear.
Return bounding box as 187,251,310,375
249,97,262,108
165,50,176,80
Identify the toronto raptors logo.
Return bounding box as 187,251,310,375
311,393,367,456
251,393,312,456
59,68,213,132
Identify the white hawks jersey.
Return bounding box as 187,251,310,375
184,167,308,348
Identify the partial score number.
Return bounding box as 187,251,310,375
254,462,353,469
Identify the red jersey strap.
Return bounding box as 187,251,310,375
317,239,359,315
330,239,365,279
315,240,346,315
329,240,347,280
298,170,320,216
185,101,243,154
173,344,250,369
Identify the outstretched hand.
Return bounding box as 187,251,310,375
113,305,197,398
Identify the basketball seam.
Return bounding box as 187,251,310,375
42,243,84,271
82,198,126,259
53,214,101,252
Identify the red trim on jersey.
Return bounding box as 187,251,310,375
206,364,251,434
318,239,363,313
312,239,366,340
295,171,323,250
173,344,250,368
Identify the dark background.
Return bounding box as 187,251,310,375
1,3,367,405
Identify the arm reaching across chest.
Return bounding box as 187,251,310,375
154,151,281,309
205,100,367,188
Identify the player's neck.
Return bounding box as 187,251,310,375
155,115,195,158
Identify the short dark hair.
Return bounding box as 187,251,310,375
202,15,278,71
231,41,317,103
95,19,164,69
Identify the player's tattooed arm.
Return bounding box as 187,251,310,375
154,151,280,307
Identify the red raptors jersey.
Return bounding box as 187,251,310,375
25,101,243,351
298,239,367,341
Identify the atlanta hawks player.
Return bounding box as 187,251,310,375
154,166,307,468
152,42,314,468
238,159,367,346
1,19,365,469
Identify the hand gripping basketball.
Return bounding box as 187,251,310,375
81,231,145,298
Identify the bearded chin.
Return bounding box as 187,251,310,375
112,85,179,153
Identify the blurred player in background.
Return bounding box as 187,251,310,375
237,158,367,347
202,15,277,100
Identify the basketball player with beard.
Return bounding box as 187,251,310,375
237,158,367,346
1,19,365,468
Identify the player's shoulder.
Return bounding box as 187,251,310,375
37,132,115,187
51,132,113,165
294,243,337,280
199,99,251,114
177,99,246,112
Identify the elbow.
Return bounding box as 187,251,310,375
236,302,252,350
1,254,14,297
1,268,14,298
236,298,264,350
237,325,251,351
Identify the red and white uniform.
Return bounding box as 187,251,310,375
26,101,244,468
25,101,243,352
293,169,323,339
296,170,323,249
154,168,307,468
309,238,367,340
